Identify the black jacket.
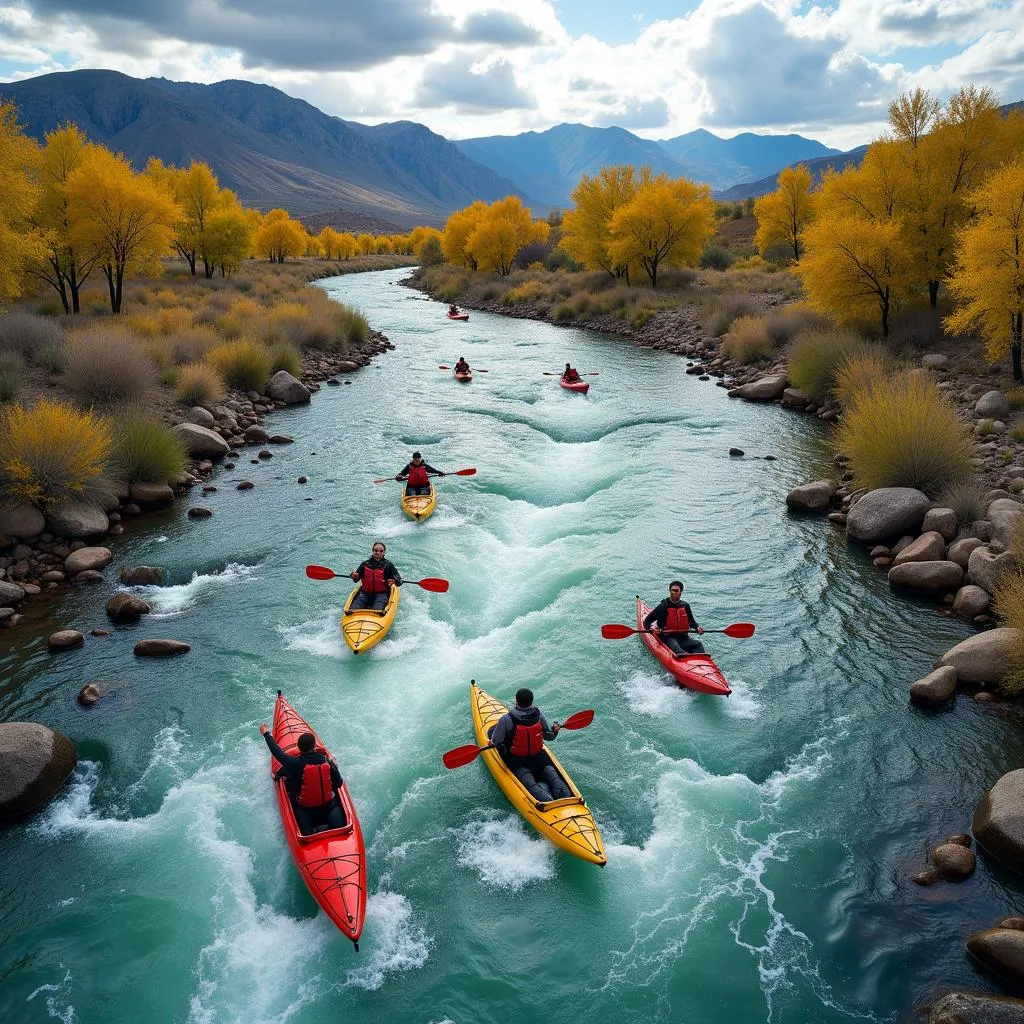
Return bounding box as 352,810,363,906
263,732,343,802
644,599,700,633
352,557,402,587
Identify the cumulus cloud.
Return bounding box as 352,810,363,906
415,56,535,113
460,9,543,46
591,96,670,129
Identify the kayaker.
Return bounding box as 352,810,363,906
454,356,470,374
449,304,459,316
563,363,581,383
643,581,706,656
258,723,347,835
488,688,572,803
396,451,445,496
348,541,402,612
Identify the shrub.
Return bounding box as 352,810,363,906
35,342,67,373
699,244,734,270
207,339,273,391
126,312,160,338
168,328,217,365
109,409,188,483
764,304,829,347
217,297,263,340
834,373,973,494
64,328,157,405
721,317,773,365
505,280,547,304
788,328,867,403
0,399,111,509
992,571,1024,694
554,303,574,322
0,352,23,401
704,292,759,337
269,343,302,377
0,313,64,359
977,418,996,436
176,362,225,405
832,348,897,410
339,307,368,346
938,477,987,525
1012,424,1024,443
1006,387,1024,410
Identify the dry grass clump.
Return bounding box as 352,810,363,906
64,328,157,405
721,316,774,365
0,352,23,401
832,348,897,410
269,343,302,377
764,304,829,347
834,373,973,494
110,407,188,482
0,399,111,509
992,570,1024,694
217,297,264,340
1005,387,1024,410
704,292,760,337
788,328,867,402
207,339,273,391
167,327,218,365
504,280,547,304
176,362,225,405
0,312,65,360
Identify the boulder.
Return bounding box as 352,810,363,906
119,565,165,586
968,546,1017,595
105,592,151,623
47,629,84,651
187,406,216,428
893,531,947,565
967,928,1024,990
187,507,213,519
928,991,1024,1023
0,579,26,607
134,638,191,657
988,499,1024,548
77,684,102,706
63,546,112,574
781,388,810,408
266,370,311,405
0,722,77,819
786,480,837,512
728,373,788,401
172,423,230,457
921,353,949,369
129,481,175,504
973,769,1024,874
939,628,1021,684
243,424,269,443
923,507,958,541
0,503,45,539
46,502,108,538
954,585,992,618
888,560,964,594
268,435,294,444
977,390,1011,420
949,537,986,569
846,488,932,544
910,665,958,705
931,842,976,880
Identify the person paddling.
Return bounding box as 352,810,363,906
348,541,402,612
643,580,705,657
454,356,470,374
449,304,459,316
396,451,445,496
488,688,571,802
259,723,346,835
562,363,582,383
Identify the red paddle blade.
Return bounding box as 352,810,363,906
723,622,755,638
601,623,635,639
561,709,595,730
306,565,337,580
454,468,477,476
438,365,450,369
372,477,394,483
415,577,450,592
442,743,484,769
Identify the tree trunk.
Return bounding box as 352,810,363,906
46,257,71,314
104,264,116,312
68,264,81,314
928,279,939,308
1013,313,1023,382
880,291,890,339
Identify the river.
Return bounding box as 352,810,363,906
2,266,1023,1024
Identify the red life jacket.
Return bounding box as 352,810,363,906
509,719,545,757
296,759,334,808
407,463,430,488
361,564,387,594
664,603,691,633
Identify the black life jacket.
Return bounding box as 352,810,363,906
296,758,334,808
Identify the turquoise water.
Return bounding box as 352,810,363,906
2,266,1024,1024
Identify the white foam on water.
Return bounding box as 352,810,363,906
279,607,347,660
27,969,76,1023
136,562,260,617
124,725,186,800
617,670,687,718
453,813,556,890
722,677,760,719
341,892,431,991
366,505,472,540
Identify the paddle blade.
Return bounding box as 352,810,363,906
305,565,338,580
415,577,450,593
372,477,395,484
561,709,595,730
723,622,755,638
442,743,484,769
454,468,477,476
586,372,600,376
601,623,636,639
438,365,450,369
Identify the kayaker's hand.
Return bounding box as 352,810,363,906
697,627,705,635
552,722,561,735
439,471,446,476
395,475,403,482
259,723,268,735
350,571,359,581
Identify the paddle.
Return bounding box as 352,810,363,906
305,565,450,592
372,468,477,483
441,709,596,769
600,622,755,640
542,371,600,376
439,365,489,372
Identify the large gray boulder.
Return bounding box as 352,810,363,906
928,991,1024,1023
64,546,112,574
129,481,174,504
0,579,25,607
786,480,836,512
266,370,311,405
888,560,964,594
846,487,932,544
187,406,215,428
923,507,958,541
967,928,1024,990
0,503,45,539
172,422,230,457
988,499,1024,548
0,722,77,819
46,501,108,538
910,665,958,705
973,769,1024,874
949,537,986,570
939,628,1021,684
728,373,788,402
893,531,946,565
968,545,1017,596
977,390,1011,420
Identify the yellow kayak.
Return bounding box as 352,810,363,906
341,583,399,654
401,485,437,521
470,680,606,866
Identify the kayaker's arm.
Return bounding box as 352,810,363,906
423,463,445,476
384,560,402,587
396,463,413,481
350,560,367,582
259,728,304,773
683,602,703,633
488,714,512,748
643,602,665,631
540,714,560,740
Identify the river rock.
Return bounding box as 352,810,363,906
266,370,310,405
243,424,269,443
268,435,294,444
77,683,102,706
187,507,213,519
893,531,947,565
932,842,976,880
129,481,174,504
237,481,254,490
988,499,1024,548
888,560,964,594
923,507,958,541
1000,918,1024,932
173,423,230,457
188,406,216,428
47,629,84,651
977,390,1011,420
0,579,25,607
119,565,164,586
968,546,1017,595
786,480,836,512
949,537,986,569
954,586,992,618
105,592,151,623
928,991,1024,1023
0,722,77,819
64,546,112,574
922,353,949,369
939,628,1021,684
973,769,1024,874
968,928,1024,989
729,373,788,401
0,503,45,539
846,488,932,544
781,388,810,408
134,639,191,657
910,665,958,705
47,502,108,538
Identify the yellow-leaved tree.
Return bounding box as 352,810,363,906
754,164,814,261
466,196,549,275
442,201,489,269
356,233,376,256
66,146,181,313
318,227,342,259
0,101,42,302
945,157,1024,380
606,176,715,288
203,196,252,277
336,232,358,260
255,210,307,263
560,165,640,276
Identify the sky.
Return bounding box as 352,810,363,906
0,0,1022,149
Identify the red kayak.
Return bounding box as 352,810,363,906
447,311,469,321
635,597,731,696
269,691,367,948
454,370,473,382
560,377,590,394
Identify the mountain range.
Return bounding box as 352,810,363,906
0,69,861,223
